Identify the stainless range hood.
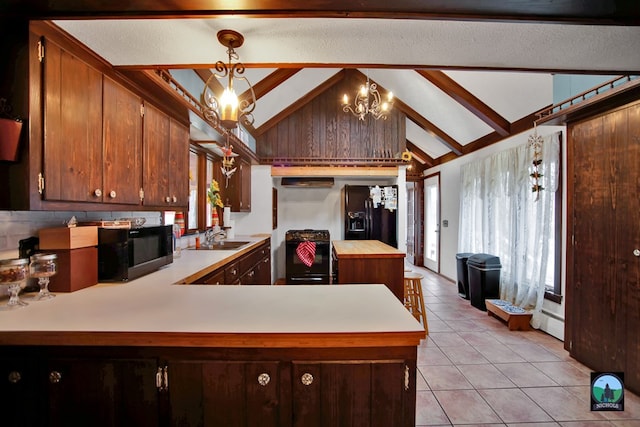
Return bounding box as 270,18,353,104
281,177,335,188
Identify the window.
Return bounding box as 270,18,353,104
185,146,218,233
458,131,562,318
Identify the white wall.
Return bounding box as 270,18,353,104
423,125,567,340
238,166,407,282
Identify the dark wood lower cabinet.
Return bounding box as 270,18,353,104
292,361,407,427
45,358,159,427
2,346,416,427
168,361,283,427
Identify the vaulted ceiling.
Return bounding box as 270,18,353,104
9,1,640,167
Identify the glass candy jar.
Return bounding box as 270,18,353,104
0,258,30,309
29,253,57,301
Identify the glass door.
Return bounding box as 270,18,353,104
423,174,440,272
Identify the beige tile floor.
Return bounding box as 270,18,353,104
410,265,640,427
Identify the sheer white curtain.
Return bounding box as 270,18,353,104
458,132,560,328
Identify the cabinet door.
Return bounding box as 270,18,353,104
45,358,159,427
226,158,251,212
142,102,171,206
168,360,282,427
43,38,103,203
201,268,225,285
292,361,408,427
168,119,189,206
239,159,251,211
103,77,143,205
0,357,39,427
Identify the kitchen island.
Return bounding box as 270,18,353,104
0,241,425,427
332,239,406,301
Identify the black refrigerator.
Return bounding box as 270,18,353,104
344,184,398,248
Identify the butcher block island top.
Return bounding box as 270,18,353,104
332,240,406,302
0,237,424,348
332,239,405,258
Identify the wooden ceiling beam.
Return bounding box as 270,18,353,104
6,1,639,24
417,70,511,136
394,99,464,156
406,141,434,167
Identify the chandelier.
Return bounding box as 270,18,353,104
342,73,393,120
201,29,256,182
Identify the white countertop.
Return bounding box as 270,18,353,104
0,236,425,348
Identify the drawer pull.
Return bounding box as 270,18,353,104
8,371,21,384
49,371,62,384
258,373,270,386
301,373,314,386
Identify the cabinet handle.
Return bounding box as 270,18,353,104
49,371,62,384
156,366,169,391
301,373,314,386
109,190,117,199
634,249,640,257
8,371,21,384
404,365,409,391
248,271,255,278
231,269,237,275
257,373,270,386
165,196,171,203
94,189,102,197
172,195,177,203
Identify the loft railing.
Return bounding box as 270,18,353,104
536,75,639,122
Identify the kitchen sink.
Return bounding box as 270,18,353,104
190,241,252,250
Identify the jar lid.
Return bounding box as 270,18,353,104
30,253,57,261
0,257,29,266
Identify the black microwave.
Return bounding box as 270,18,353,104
97,225,173,281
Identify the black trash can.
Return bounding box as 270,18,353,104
467,253,501,311
455,252,474,299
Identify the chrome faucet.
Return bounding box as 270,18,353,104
204,228,226,246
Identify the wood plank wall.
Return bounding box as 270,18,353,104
257,70,406,165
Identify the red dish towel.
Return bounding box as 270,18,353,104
296,241,316,267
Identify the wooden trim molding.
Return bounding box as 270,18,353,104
271,166,399,177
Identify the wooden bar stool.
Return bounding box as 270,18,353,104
403,271,428,333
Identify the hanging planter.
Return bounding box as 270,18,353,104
527,124,545,201
0,98,23,162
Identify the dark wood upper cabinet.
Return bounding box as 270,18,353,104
169,118,190,207
142,103,189,208
142,103,171,207
42,37,103,203
103,77,143,205
0,21,190,211
217,156,251,213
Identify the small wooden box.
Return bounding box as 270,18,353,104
39,226,98,250
485,299,533,331
47,247,98,293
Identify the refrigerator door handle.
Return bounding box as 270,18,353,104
365,199,371,239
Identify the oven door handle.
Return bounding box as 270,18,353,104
288,276,326,283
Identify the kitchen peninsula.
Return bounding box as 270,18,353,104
332,239,406,301
0,236,425,427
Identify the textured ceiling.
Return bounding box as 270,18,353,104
53,17,639,164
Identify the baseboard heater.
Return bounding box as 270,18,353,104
281,177,335,188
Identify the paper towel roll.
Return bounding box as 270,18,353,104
223,206,231,226
226,220,235,239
